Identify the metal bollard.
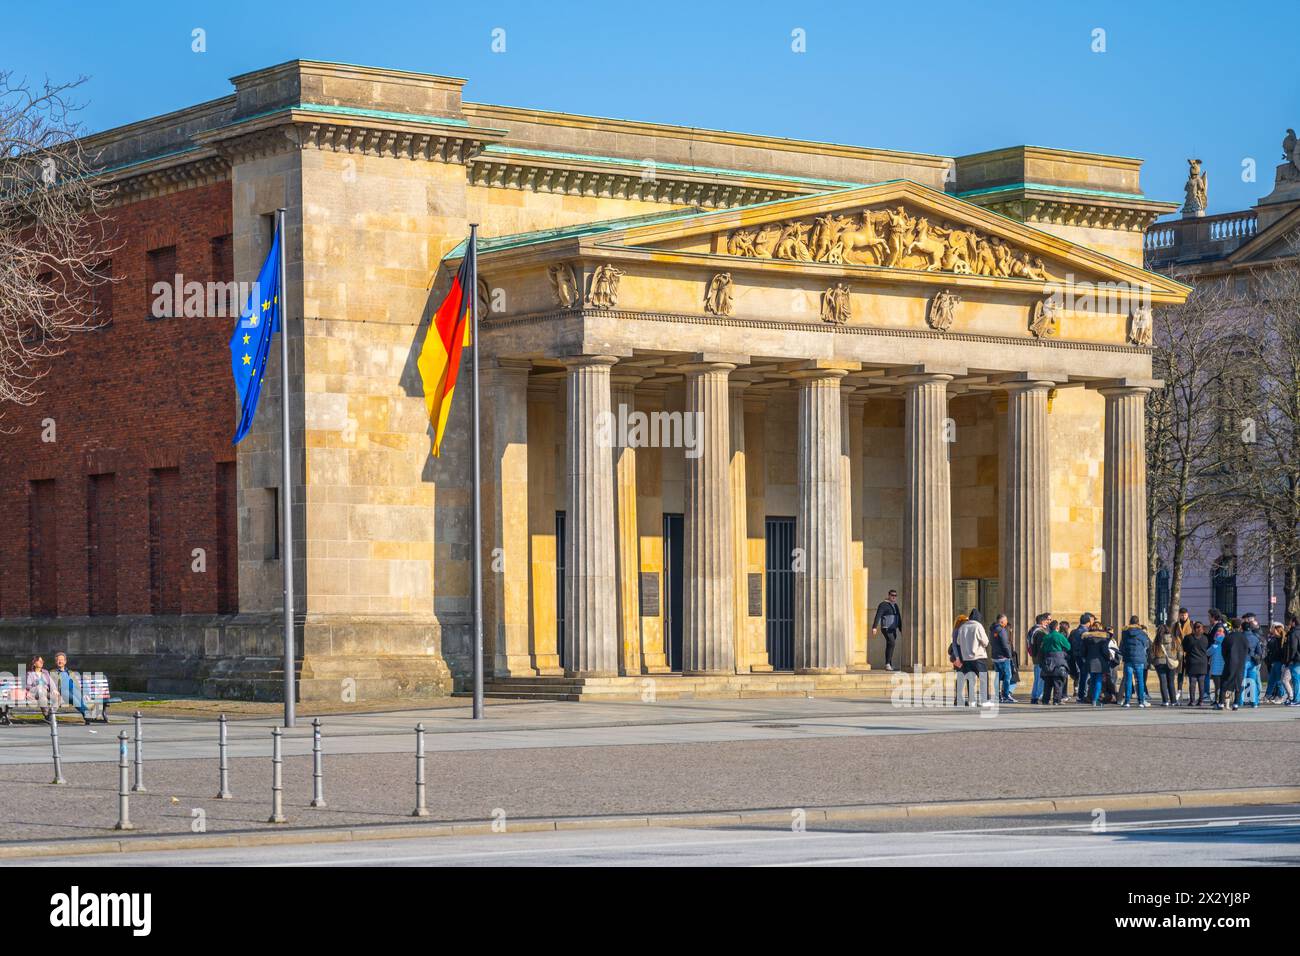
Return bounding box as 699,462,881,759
216,714,232,799
114,731,134,830
131,710,146,793
48,709,65,785
310,718,326,808
268,726,286,823
412,722,429,817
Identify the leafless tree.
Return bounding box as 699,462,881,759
1145,275,1247,616
1231,248,1300,618
0,72,115,426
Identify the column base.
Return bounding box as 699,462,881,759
493,655,539,679
748,664,775,673
532,654,564,676
795,666,848,675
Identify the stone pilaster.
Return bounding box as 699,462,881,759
902,372,954,668
611,371,644,676
743,388,774,672
682,361,736,674
1001,379,1054,657
482,359,536,677
793,368,847,673
561,355,620,676
1100,385,1150,631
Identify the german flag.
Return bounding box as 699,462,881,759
418,240,475,456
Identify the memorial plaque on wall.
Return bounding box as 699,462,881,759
748,573,763,616
639,572,660,617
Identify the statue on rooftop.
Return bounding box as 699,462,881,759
1183,158,1208,215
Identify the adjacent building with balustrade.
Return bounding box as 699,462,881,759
1142,132,1300,625
0,60,1190,701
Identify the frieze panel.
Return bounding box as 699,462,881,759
724,204,1056,281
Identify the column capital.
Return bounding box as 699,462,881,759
559,353,620,370
790,367,848,384
609,367,650,388
680,361,737,376
1000,377,1059,395
1091,377,1161,396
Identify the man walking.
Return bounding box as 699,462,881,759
872,589,903,672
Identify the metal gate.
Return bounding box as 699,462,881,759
765,516,796,671
555,511,566,669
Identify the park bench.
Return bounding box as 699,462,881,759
0,672,117,725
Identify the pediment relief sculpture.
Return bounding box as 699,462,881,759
927,289,961,333
586,263,624,308
820,283,851,325
725,204,1055,281
704,272,734,317
1029,295,1061,339
548,262,580,309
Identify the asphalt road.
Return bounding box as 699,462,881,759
8,805,1297,866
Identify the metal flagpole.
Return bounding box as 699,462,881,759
277,207,296,728
470,224,484,720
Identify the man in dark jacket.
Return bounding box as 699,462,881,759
871,590,903,672
1069,614,1092,701
1083,626,1112,706
1027,613,1050,704
1284,613,1300,706
1239,614,1263,708
1118,616,1151,708
989,613,1017,703
1218,620,1251,711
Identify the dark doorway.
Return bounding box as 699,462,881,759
765,516,796,670
555,511,566,670
662,512,684,672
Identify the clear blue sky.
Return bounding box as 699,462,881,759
4,0,1297,217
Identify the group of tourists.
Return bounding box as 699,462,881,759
872,591,1300,710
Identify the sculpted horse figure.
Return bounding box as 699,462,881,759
904,217,948,271
836,211,889,265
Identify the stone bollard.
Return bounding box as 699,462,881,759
268,726,286,824
310,718,326,808
114,731,134,831
412,723,429,817
131,710,146,793
48,709,65,785
216,714,232,799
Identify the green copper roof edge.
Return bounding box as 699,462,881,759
480,144,864,188
227,102,491,130
956,182,1147,201
96,145,204,176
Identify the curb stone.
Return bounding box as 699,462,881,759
0,786,1296,860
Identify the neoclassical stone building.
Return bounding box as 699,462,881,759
0,60,1189,700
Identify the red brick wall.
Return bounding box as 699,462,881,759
0,181,238,619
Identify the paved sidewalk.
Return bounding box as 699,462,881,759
0,697,1295,844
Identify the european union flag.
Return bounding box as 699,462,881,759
229,223,282,444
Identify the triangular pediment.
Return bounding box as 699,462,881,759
1227,203,1300,265
584,181,1189,301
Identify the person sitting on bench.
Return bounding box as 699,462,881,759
50,651,88,720
25,655,53,717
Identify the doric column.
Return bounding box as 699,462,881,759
902,372,954,669
482,359,536,677
610,370,644,676
561,355,620,676
844,391,869,670
1100,385,1150,631
794,368,847,673
683,361,736,674
729,376,752,673
1001,379,1054,658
